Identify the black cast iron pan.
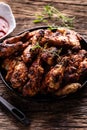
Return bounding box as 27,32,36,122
0,26,87,101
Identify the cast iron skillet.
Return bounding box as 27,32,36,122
0,26,87,101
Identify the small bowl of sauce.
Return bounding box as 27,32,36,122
0,2,16,41
0,17,9,38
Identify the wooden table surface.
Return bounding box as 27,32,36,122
0,0,87,130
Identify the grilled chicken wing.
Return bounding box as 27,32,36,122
31,29,44,45
40,47,58,66
10,61,28,88
2,58,17,81
3,32,30,44
0,31,40,58
22,44,40,63
55,83,81,96
0,41,30,58
23,57,44,96
2,57,28,89
0,42,23,58
78,58,87,77
64,49,87,83
42,64,65,92
40,28,81,49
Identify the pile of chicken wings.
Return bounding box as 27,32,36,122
0,27,87,97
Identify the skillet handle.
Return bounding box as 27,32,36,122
0,96,29,125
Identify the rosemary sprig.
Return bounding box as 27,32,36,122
33,5,75,28
33,15,47,23
49,6,75,27
47,25,59,31
31,42,42,51
31,42,62,58
43,47,62,57
43,5,54,18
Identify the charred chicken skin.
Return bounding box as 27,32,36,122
0,27,86,97
63,49,87,84
40,27,81,50
0,42,23,57
23,57,44,96
42,64,65,92
21,44,40,63
2,57,28,88
10,61,28,88
40,47,58,66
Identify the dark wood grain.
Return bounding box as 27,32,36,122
0,0,87,129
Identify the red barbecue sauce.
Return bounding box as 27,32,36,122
0,17,9,38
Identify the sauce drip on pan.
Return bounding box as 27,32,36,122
0,17,9,38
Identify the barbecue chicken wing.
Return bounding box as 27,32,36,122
2,57,28,89
42,64,65,92
40,27,81,49
2,57,18,81
55,83,81,96
0,42,23,58
30,29,44,45
10,61,28,88
23,57,44,96
22,44,40,63
40,47,58,66
3,32,30,44
63,49,87,83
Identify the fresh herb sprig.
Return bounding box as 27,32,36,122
31,42,42,51
31,42,62,57
43,48,62,57
33,5,75,28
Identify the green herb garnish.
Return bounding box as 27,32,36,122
47,25,59,31
43,47,62,57
31,41,62,58
33,5,75,28
31,42,42,51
